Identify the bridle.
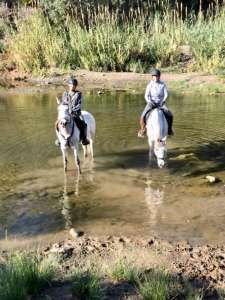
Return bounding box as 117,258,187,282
58,115,75,147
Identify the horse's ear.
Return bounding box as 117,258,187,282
56,97,61,105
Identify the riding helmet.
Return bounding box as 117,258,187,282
67,78,78,85
151,68,161,77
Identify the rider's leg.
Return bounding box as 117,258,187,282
162,105,174,135
138,103,153,137
74,116,90,145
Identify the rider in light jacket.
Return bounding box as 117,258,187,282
138,69,174,137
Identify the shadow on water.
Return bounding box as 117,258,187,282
167,139,225,176
101,138,225,177
97,148,150,170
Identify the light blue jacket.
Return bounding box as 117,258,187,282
145,80,168,106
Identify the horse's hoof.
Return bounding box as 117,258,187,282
158,159,165,168
69,228,84,239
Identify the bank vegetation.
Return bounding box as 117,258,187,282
0,0,225,75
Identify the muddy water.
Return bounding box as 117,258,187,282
0,90,225,245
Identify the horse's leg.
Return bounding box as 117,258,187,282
82,145,88,159
61,148,68,172
74,171,80,196
73,146,81,174
89,139,94,159
148,140,154,166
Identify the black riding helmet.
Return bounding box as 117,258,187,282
151,69,161,77
68,78,78,86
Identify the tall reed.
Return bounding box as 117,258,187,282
6,2,225,74
7,11,69,73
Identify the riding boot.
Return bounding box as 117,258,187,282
163,110,174,135
80,122,90,145
74,116,90,145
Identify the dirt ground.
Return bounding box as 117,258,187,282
32,235,225,299
0,69,224,94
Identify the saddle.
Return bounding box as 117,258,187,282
144,106,163,123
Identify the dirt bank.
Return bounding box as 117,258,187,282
0,69,225,95
1,234,225,299
41,235,225,289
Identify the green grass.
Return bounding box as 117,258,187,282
136,270,176,300
72,271,102,300
108,259,140,283
166,77,225,95
136,269,206,300
0,251,220,300
0,252,57,300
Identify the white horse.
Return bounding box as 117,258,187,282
56,100,96,173
146,108,168,168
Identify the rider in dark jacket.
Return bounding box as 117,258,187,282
62,78,89,145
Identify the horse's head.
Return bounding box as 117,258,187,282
57,99,73,140
146,108,168,168
153,138,166,168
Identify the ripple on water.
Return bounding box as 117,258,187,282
0,91,225,244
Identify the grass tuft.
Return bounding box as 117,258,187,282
108,259,140,283
0,252,57,300
72,270,102,300
137,269,174,300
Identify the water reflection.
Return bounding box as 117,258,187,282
144,179,164,224
61,173,80,230
60,161,95,232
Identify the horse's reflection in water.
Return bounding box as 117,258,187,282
60,162,94,236
144,179,164,224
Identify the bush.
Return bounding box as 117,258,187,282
7,11,70,73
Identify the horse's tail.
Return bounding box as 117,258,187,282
82,111,96,139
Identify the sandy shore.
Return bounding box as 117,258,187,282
0,69,225,94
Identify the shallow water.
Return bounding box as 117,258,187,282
0,90,225,245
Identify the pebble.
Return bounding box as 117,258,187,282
69,228,79,239
205,175,220,183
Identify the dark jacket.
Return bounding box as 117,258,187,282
62,90,83,115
